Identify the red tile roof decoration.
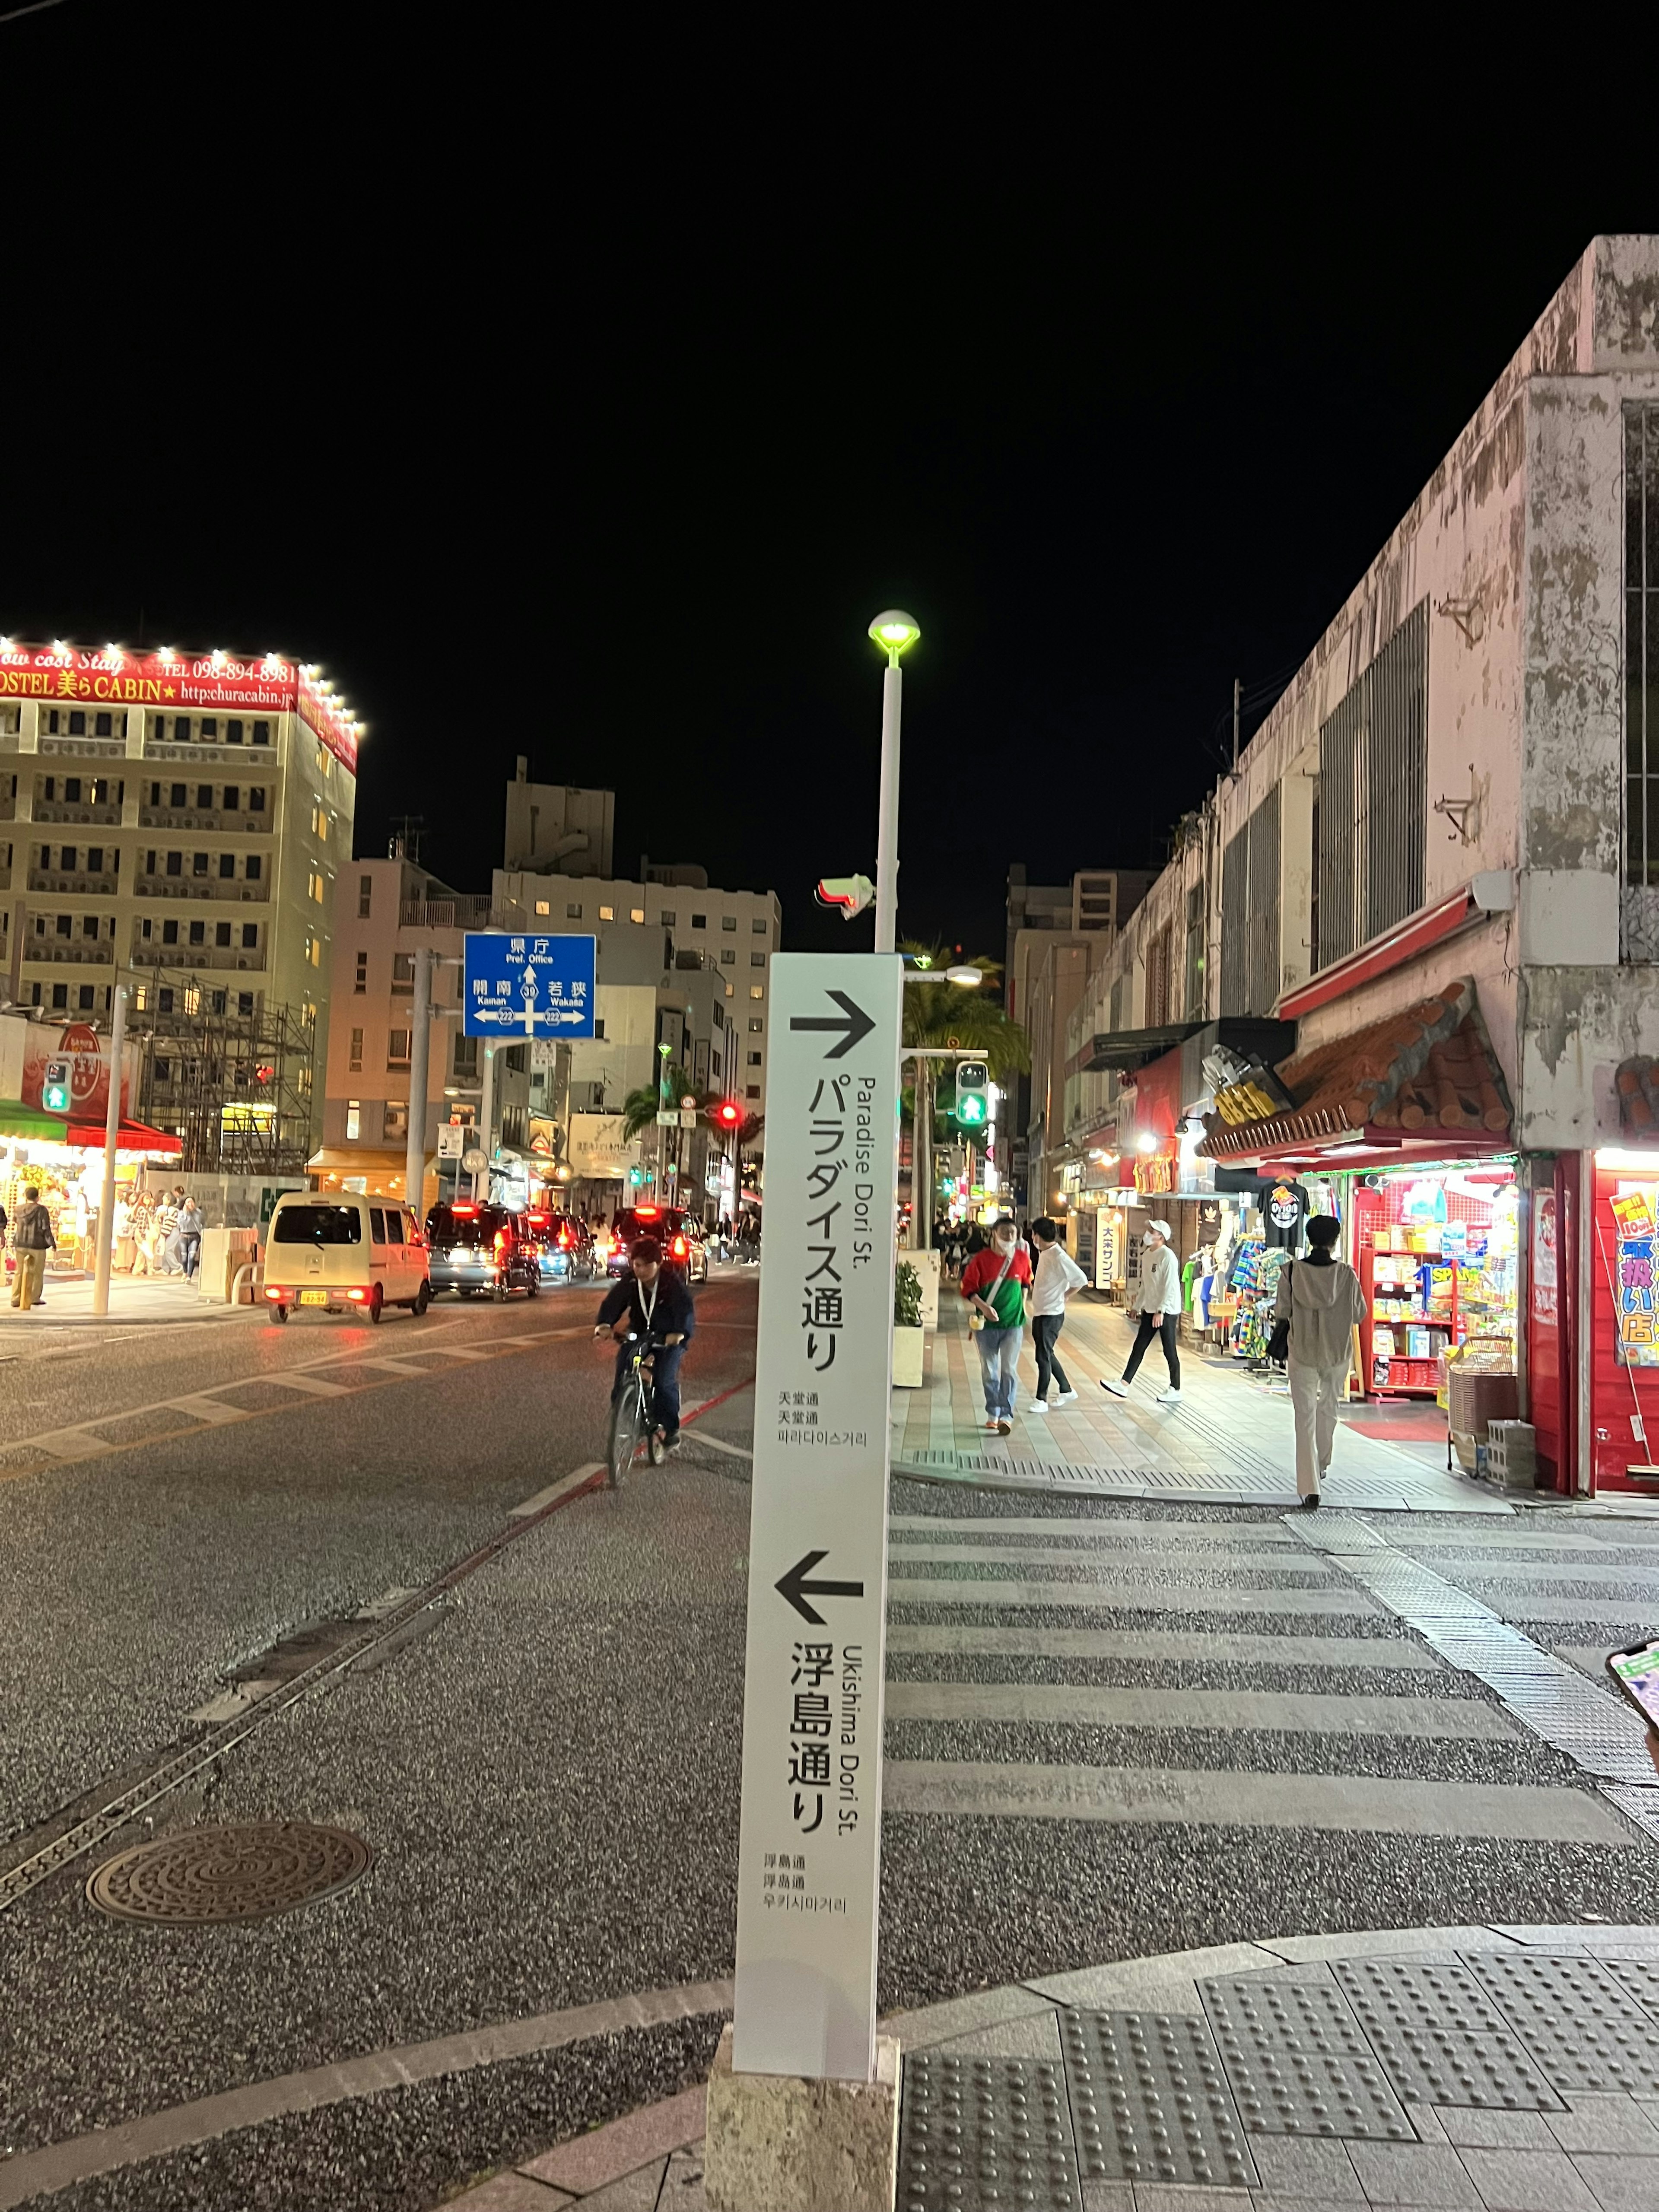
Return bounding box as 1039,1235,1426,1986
1199,980,1511,1158
1617,1058,1659,1136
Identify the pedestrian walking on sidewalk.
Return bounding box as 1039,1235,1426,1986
960,1215,1032,1434
8,1186,56,1312
1274,1213,1365,1509
1101,1220,1183,1405
1027,1217,1087,1411
177,1195,204,1281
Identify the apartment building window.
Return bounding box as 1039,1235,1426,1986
162,919,179,945
307,934,322,969
599,905,614,921
355,951,368,992
388,1029,412,1067
201,718,218,739
94,712,112,737
78,984,94,1009
188,920,205,947
349,1027,364,1070
453,1034,479,1080
346,1100,362,1141
359,874,372,918
219,853,235,879
249,787,266,810
748,1016,763,1032
593,1017,606,1041
749,984,764,1001
51,983,67,1008
721,948,735,964
534,900,550,916
746,1084,760,1099
242,923,258,947
750,950,766,967
384,1100,408,1139
82,915,99,940
691,913,707,929
1316,598,1427,972
752,917,768,934
567,903,582,918
216,921,231,947
253,721,270,745
245,854,261,880
224,787,239,811
227,719,243,744
197,784,213,808
68,710,85,735
721,914,737,931
748,1050,762,1066
238,992,254,1015
193,852,208,877
165,851,182,876
660,910,677,926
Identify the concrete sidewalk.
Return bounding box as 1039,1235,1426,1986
442,1919,1659,2210
0,1271,246,1331
891,1291,1508,1513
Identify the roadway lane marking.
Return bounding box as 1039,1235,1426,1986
0,1316,615,1479
889,1578,1383,1616
882,1761,1640,1842
883,1625,1444,1669
888,1541,1339,1576
510,1464,604,1516
887,1514,1303,1546
883,1683,1519,1738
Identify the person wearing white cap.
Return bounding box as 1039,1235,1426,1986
1101,1219,1182,1405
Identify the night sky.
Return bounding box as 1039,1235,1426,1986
3,7,1636,970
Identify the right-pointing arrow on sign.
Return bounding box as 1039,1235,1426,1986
775,1549,865,1626
788,989,876,1060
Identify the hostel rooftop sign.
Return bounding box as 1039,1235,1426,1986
0,642,362,772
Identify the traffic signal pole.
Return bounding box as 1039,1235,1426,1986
90,982,127,1318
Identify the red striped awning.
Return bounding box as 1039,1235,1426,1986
64,1116,183,1158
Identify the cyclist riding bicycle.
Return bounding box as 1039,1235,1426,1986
593,1235,695,1454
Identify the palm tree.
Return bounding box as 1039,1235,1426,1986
899,942,1030,1225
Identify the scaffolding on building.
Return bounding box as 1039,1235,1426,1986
127,972,317,1174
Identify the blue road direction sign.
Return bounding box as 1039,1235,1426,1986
462,932,596,1039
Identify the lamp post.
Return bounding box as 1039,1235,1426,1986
868,609,919,956
90,982,128,1317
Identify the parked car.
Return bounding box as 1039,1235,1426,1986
423,1201,541,1300
525,1208,596,1283
263,1194,430,1323
605,1204,709,1283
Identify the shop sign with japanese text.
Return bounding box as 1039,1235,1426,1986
731,953,902,2083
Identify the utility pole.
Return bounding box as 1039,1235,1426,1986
404,949,432,1227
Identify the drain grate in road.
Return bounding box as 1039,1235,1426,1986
896,2051,1079,2212
87,1821,372,1924
1060,2007,1259,2189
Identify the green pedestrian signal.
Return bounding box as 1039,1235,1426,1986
629,1165,644,1185
42,1059,71,1114
953,1062,989,1128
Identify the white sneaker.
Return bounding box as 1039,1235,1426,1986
1028,1400,1049,1415
1156,1387,1183,1405
1100,1377,1129,1398
1055,1390,1079,1405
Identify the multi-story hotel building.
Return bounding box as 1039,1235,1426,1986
0,643,358,1148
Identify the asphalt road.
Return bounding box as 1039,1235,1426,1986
4,1269,1659,2212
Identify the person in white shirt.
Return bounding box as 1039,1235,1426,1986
1101,1218,1183,1405
1027,1217,1087,1411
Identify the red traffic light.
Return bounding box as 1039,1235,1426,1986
714,1100,742,1128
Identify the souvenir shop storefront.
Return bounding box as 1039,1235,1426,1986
0,1102,182,1278
1196,978,1526,1449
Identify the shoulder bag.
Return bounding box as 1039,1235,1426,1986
968,1248,1017,1332
1266,1262,1293,1364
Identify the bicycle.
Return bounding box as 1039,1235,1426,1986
605,1331,669,1487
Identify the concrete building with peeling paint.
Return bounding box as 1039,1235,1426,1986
1052,233,1659,1500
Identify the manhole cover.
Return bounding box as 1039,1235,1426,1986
87,1822,372,1925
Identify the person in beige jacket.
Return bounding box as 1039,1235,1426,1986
1273,1214,1366,1508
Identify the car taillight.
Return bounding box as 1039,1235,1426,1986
672,1235,688,1259
494,1230,509,1254
346,1288,365,1301
558,1227,572,1247
451,1203,477,1215
264,1287,281,1300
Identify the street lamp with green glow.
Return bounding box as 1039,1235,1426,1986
868,608,920,952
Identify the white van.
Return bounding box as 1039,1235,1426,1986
262,1194,431,1323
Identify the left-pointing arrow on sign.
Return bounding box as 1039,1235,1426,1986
775,1549,865,1626
788,989,876,1060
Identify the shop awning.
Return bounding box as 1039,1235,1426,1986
0,1100,70,1141
1198,980,1512,1166
307,1147,409,1178
1073,1023,1204,1077
64,1116,182,1158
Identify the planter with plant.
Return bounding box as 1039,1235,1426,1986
893,1258,925,1388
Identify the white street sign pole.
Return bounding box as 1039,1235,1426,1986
731,951,903,2082
873,662,902,958
90,983,127,1318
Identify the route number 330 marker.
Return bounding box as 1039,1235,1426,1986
731,952,903,2082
